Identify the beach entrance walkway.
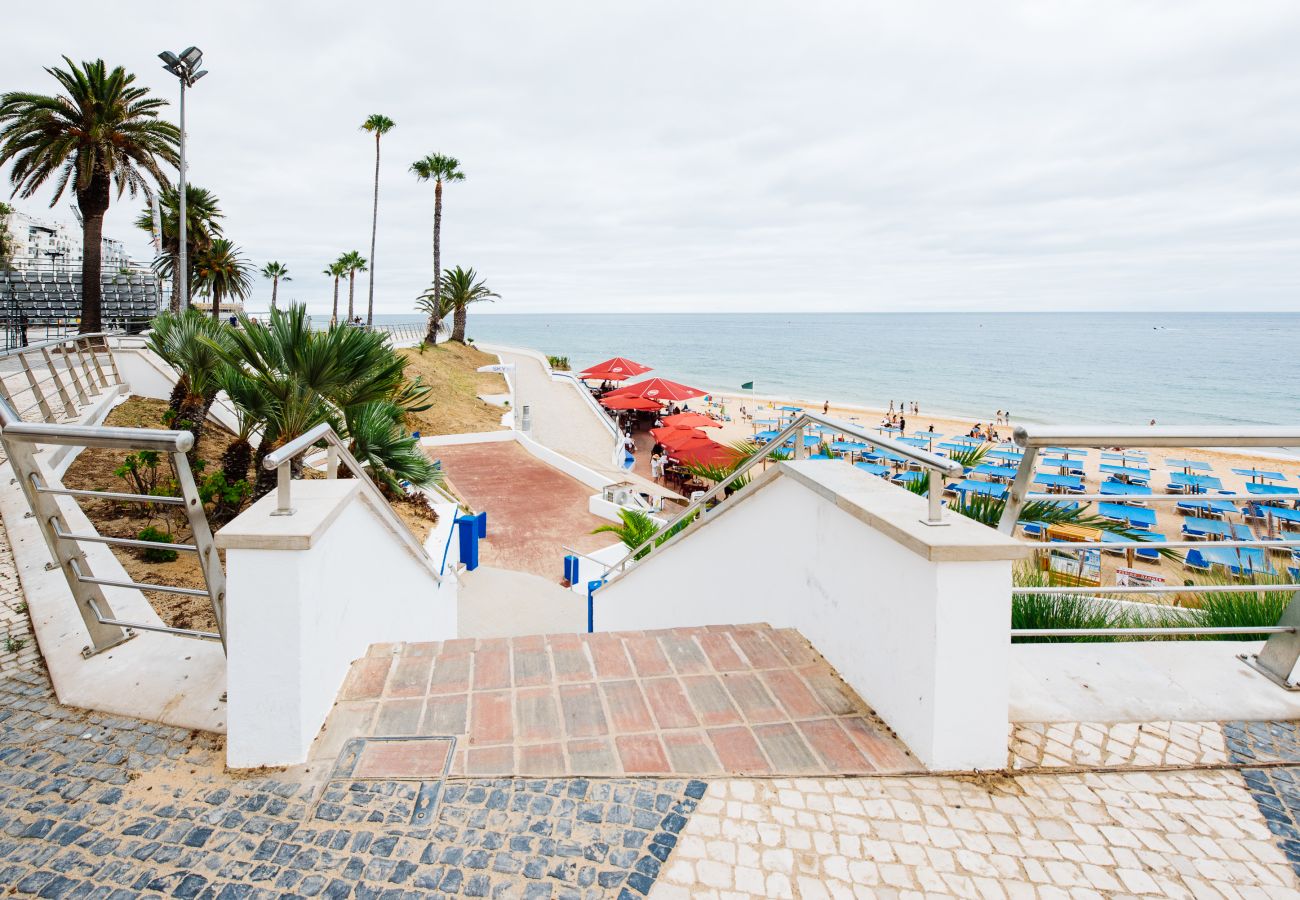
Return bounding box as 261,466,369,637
491,349,673,500
313,624,918,778
430,440,610,579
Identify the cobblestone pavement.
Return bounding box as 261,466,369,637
322,625,916,778
0,518,39,679
0,669,707,899
650,774,1299,898
1010,721,1229,769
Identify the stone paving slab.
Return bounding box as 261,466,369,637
1010,720,1230,770
650,774,1300,898
316,624,918,778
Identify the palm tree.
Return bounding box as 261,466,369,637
323,259,347,325
339,251,367,322
260,261,290,310
134,184,223,312
0,57,180,333
410,154,465,344
193,238,252,322
437,265,498,343
211,304,437,496
360,114,394,328
145,308,232,454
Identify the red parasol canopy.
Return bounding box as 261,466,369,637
667,442,742,468
661,412,721,429
578,357,652,381
601,395,662,411
651,426,715,450
604,378,708,403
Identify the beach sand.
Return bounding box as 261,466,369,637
620,389,1300,600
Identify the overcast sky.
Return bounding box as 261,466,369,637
4,1,1300,315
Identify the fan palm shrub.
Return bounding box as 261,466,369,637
410,153,465,343
361,114,395,327
592,509,662,561
211,304,438,497
146,308,232,453
0,57,180,332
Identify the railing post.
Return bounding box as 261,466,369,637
794,425,807,460
2,440,133,657
171,449,227,652
272,463,295,516
1242,589,1300,690
61,345,90,406
924,470,946,526
82,338,110,388
71,342,101,394
40,347,77,418
326,445,339,478
997,445,1039,534
17,353,53,422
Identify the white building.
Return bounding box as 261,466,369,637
1,206,143,273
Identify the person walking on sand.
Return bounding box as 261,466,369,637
823,401,829,415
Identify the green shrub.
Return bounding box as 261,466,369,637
137,526,178,563
547,355,570,371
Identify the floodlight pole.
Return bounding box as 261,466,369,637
177,77,188,310
160,47,205,312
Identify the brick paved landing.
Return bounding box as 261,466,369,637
314,624,919,778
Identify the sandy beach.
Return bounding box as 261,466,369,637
620,388,1300,597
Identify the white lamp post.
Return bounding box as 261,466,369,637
158,47,208,311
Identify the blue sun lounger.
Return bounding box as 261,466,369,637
971,463,1018,481
1098,503,1157,529
1180,517,1253,540
1102,530,1164,561
1167,472,1224,492
1100,481,1151,502
955,480,1008,500
1176,498,1237,518
853,461,890,476
1246,504,1300,526
1197,545,1275,577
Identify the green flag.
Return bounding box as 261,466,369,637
741,381,753,390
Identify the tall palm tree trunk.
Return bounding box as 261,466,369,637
271,276,278,310
347,271,356,321
76,175,110,335
452,304,468,343
366,134,380,328
331,275,340,325
432,180,443,337
211,287,223,322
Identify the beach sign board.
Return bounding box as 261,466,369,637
1115,568,1165,587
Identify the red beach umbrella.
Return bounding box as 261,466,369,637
578,357,653,380
668,442,742,468
601,395,662,411
605,378,708,403
661,412,721,429
651,427,715,450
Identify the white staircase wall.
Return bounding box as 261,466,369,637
593,461,1027,771
218,480,455,768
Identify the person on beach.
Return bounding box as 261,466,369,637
823,401,829,415
899,416,906,434
651,453,664,483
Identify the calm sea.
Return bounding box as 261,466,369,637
446,312,1299,429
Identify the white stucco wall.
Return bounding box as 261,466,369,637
594,461,1025,771
219,481,456,768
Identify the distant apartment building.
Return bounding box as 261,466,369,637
1,207,144,274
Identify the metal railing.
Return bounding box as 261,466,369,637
369,321,426,344
999,423,1300,689
0,395,227,656
0,332,126,429
262,422,442,581
597,411,964,586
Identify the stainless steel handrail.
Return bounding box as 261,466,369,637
261,422,441,581
599,411,964,585
1012,425,1300,449
0,390,228,656
1001,421,1300,689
